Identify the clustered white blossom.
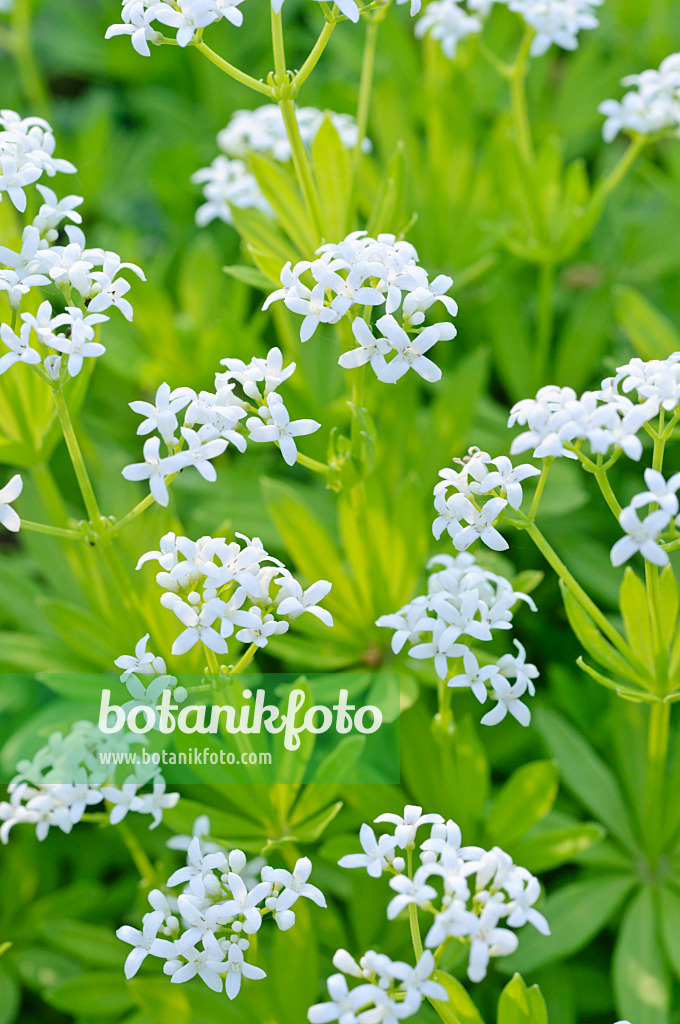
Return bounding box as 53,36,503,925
600,52,680,142
114,633,192,720
106,0,421,57
117,817,325,999
122,347,320,505
193,105,369,227
0,110,145,387
0,719,179,844
265,231,457,384
0,1,14,13
137,530,333,657
505,353,680,569
415,0,602,61
310,806,548,1023
378,551,538,725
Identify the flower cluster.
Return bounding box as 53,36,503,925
106,0,421,56
0,109,75,213
117,822,325,999
0,110,145,386
137,531,333,657
193,104,368,227
378,551,538,724
415,0,602,61
122,347,320,505
264,231,457,384
313,806,548,1024
0,719,179,844
600,52,680,142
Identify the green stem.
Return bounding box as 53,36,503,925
642,700,671,864
116,819,158,888
203,646,221,676
406,848,423,959
231,642,259,675
293,19,336,92
10,0,50,114
353,18,380,172
508,30,535,167
53,388,102,526
20,519,83,540
586,134,645,229
295,451,332,477
524,519,635,661
535,261,555,385
593,465,622,521
194,39,272,96
528,458,552,521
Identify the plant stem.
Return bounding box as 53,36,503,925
642,699,671,865
116,819,158,888
203,646,221,676
587,134,645,228
231,642,258,674
293,19,336,92
271,8,325,239
353,18,380,172
593,465,622,520
509,30,535,167
406,848,423,959
528,458,552,521
535,260,555,385
194,39,271,96
295,451,332,477
53,388,102,526
20,519,83,540
523,519,635,662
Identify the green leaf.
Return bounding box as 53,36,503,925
0,972,19,1024
498,974,547,1024
486,761,559,846
223,264,271,290
619,568,655,669
658,886,680,981
365,142,406,236
613,888,670,1024
230,205,299,277
42,919,125,967
535,705,640,852
312,115,352,240
508,823,606,873
430,970,485,1024
615,285,680,360
560,583,648,688
500,874,635,974
247,152,317,255
310,735,366,784
45,972,136,1016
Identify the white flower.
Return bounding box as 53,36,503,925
600,51,680,141
453,496,508,552
610,506,670,568
338,317,392,376
389,950,448,1003
373,314,455,384
0,154,42,212
0,323,42,376
122,436,188,507
480,676,532,727
101,782,140,825
508,0,602,57
631,468,680,516
374,805,444,849
179,426,227,481
476,456,541,510
415,0,482,60
166,835,228,895
247,394,320,466
262,856,326,911
338,823,399,878
504,872,550,935
0,474,23,533
308,974,381,1024
115,634,167,681
466,903,519,982
161,592,229,655
448,650,501,703
408,619,467,680
117,911,171,979
387,866,438,919
222,944,266,1000
219,873,271,933
275,577,333,626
